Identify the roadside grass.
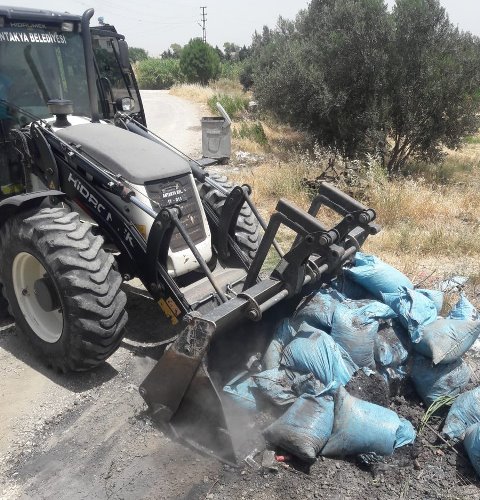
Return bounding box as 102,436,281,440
465,135,480,145
169,83,215,104
404,154,478,184
228,141,480,284
171,82,302,154
207,93,249,119
170,79,247,106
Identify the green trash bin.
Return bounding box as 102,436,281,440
201,102,232,161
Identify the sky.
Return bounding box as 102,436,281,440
2,0,480,56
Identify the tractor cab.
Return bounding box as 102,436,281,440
0,6,145,199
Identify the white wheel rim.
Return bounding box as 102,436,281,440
12,252,63,343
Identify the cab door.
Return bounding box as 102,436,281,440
90,27,146,126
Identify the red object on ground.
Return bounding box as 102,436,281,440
275,455,291,462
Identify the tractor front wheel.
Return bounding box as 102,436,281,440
0,207,128,372
0,284,11,320
199,172,261,264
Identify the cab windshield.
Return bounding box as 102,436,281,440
0,27,90,124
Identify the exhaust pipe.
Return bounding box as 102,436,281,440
81,9,100,123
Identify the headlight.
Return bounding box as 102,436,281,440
116,97,135,112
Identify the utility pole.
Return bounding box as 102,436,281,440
200,6,207,43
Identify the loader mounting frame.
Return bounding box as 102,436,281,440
139,182,379,463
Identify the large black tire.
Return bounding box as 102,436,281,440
0,284,12,320
0,207,128,372
199,172,261,263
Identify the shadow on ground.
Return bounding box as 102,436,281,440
0,285,180,392
0,325,119,392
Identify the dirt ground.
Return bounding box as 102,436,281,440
1,283,480,499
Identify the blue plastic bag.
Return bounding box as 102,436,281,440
223,373,258,411
375,321,410,368
411,355,472,406
331,274,375,301
252,368,318,406
344,252,414,299
281,322,357,388
464,422,480,477
444,387,480,440
357,301,397,321
293,288,346,332
292,372,325,396
412,318,480,364
264,391,335,462
330,302,395,368
448,295,478,321
382,287,438,343
321,387,416,457
417,289,444,315
263,319,296,370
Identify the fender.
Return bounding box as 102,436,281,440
0,190,65,229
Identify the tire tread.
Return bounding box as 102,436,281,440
0,207,128,372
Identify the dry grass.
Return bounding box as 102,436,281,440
230,154,316,211
170,80,247,105
229,140,480,284
232,136,266,155
170,83,215,104
231,122,304,155
364,180,480,293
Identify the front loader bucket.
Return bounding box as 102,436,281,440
139,312,277,463
167,361,263,464
140,182,380,462
164,360,239,464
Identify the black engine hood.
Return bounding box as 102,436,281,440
56,123,191,184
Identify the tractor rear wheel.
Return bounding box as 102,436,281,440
0,207,128,372
199,172,261,263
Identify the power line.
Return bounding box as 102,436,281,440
200,6,207,43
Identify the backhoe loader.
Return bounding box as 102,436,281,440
0,5,379,462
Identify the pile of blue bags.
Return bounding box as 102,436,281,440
223,252,480,468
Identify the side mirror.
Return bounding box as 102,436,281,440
118,39,130,71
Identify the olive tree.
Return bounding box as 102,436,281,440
252,0,391,158
386,0,480,173
251,0,480,174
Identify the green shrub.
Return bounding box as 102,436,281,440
129,47,148,64
207,93,249,119
220,61,243,81
180,39,221,85
233,122,268,145
136,58,183,90
251,0,480,175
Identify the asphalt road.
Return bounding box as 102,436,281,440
140,90,203,158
